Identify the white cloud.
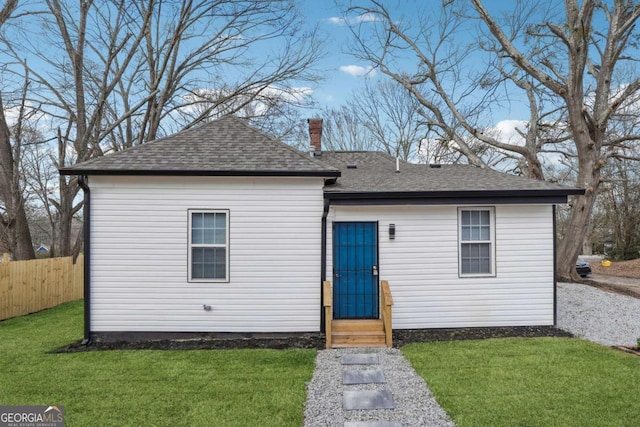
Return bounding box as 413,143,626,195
354,12,380,23
2,105,21,124
327,16,346,25
179,85,313,117
327,13,380,26
493,119,527,146
339,65,377,77
260,86,313,104
2,102,48,131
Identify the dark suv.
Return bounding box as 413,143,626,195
576,258,592,277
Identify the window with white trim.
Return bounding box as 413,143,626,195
458,207,495,276
188,210,229,282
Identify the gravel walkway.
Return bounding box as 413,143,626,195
303,348,455,427
303,282,639,426
557,281,640,346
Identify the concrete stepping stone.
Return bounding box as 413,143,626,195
343,368,386,384
343,389,394,410
341,353,379,365
344,422,403,427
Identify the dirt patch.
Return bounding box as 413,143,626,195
582,279,640,299
591,258,640,279
614,346,640,357
393,326,573,347
52,334,325,353
51,326,573,353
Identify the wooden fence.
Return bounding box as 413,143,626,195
0,254,84,321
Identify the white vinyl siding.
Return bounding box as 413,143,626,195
327,204,554,329
89,176,324,332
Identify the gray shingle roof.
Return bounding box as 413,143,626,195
59,116,340,177
59,117,582,198
316,151,582,196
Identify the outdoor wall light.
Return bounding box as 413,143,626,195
389,224,396,240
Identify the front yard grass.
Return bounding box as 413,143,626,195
0,301,316,426
404,337,640,427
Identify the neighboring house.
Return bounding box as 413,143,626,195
60,116,583,347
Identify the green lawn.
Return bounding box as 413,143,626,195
0,301,316,426
404,338,640,427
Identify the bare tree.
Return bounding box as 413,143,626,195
0,0,15,23
349,80,426,160
471,0,640,280
0,88,37,260
318,80,429,159
320,76,496,163
594,159,640,260
589,102,640,259
343,0,640,280
130,0,323,145
22,126,58,255
176,85,315,147
0,0,37,259
344,0,556,175
320,105,375,152
1,0,324,257
0,0,154,256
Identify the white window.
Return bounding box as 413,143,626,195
458,207,495,277
188,210,229,282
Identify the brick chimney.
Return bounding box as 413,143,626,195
307,118,323,156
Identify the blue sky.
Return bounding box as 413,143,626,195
297,1,536,139
298,0,544,159
299,1,383,108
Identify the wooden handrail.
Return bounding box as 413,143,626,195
380,280,394,347
381,280,393,306
323,281,332,349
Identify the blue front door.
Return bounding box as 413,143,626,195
333,222,379,319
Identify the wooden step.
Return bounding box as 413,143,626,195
330,319,386,348
332,319,384,332
331,334,386,348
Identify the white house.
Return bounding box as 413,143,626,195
60,116,582,347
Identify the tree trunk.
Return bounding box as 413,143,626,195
55,178,75,257
582,235,592,256
0,93,35,260
11,201,36,260
557,193,597,281
72,225,84,261
556,150,601,281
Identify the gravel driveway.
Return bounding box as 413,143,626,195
557,282,640,346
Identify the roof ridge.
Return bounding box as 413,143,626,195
228,115,340,171
321,150,412,165
59,114,341,177
94,116,229,157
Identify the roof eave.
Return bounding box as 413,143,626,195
59,168,341,178
324,188,585,205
